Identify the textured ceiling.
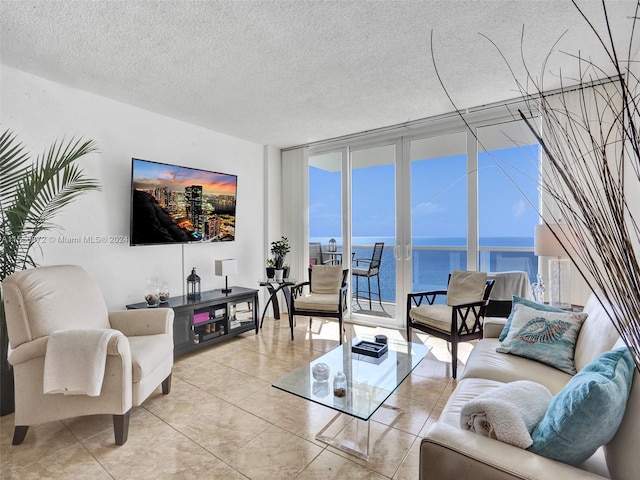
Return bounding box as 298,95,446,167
1,1,637,148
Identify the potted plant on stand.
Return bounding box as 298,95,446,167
0,129,100,416
270,236,290,282
265,258,276,279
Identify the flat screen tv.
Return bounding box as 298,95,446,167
130,158,237,245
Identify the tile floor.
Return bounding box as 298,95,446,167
0,317,475,479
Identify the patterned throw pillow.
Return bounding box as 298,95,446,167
498,296,565,342
496,303,587,374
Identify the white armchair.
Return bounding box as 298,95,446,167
2,265,174,446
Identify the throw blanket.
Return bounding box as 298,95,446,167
460,380,552,448
44,329,121,396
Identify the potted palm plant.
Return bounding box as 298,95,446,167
270,236,290,281
0,129,100,415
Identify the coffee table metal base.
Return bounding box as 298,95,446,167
316,412,371,460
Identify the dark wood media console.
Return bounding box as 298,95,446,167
126,287,259,355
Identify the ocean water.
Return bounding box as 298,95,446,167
312,237,537,303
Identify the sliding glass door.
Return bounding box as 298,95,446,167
476,120,540,283
408,132,468,293
350,143,398,323
307,115,541,330
309,150,344,266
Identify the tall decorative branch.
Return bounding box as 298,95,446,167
432,0,640,369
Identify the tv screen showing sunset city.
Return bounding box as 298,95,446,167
130,158,237,245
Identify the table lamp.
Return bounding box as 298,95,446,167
215,259,238,294
534,223,572,309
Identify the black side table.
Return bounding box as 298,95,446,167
259,279,296,328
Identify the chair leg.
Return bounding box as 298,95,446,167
367,276,372,309
162,373,172,394
12,426,28,445
289,313,295,340
113,410,131,446
451,340,459,379
376,274,382,306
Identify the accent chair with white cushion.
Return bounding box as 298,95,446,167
289,265,349,344
407,270,495,378
2,265,174,446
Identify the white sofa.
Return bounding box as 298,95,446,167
420,293,640,479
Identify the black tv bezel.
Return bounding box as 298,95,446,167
129,157,237,246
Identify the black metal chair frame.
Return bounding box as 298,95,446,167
352,242,384,310
289,267,349,344
309,242,340,266
406,276,495,379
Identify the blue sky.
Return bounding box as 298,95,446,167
309,145,539,243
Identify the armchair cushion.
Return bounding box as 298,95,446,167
294,293,340,313
447,270,487,306
310,264,344,294
497,303,587,375
409,304,452,333
529,347,634,465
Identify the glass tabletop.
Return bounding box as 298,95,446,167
272,336,430,421
259,279,297,286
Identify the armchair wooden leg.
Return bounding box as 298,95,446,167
162,373,172,394
12,425,28,445
451,340,459,379
113,410,131,446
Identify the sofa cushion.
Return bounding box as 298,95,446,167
498,296,564,341
461,339,572,394
497,303,587,374
529,347,634,465
573,293,622,371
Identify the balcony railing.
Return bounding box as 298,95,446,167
349,244,537,303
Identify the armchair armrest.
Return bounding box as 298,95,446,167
109,308,174,336
483,317,507,338
451,299,486,309
8,332,129,366
354,258,372,266
421,422,604,479
291,281,310,299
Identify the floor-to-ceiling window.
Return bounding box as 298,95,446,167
309,151,343,256
477,121,540,283
409,132,468,293
305,109,540,328
350,143,397,319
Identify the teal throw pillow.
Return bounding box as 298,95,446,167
496,303,587,374
498,296,565,341
529,347,634,465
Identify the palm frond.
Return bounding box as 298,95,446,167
0,130,100,279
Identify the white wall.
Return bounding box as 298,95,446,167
1,66,265,309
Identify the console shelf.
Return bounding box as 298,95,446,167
126,287,259,355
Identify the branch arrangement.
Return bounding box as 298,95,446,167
432,0,640,369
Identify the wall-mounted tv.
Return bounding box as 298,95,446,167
130,158,237,246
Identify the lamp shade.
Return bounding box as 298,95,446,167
534,223,572,257
215,259,238,276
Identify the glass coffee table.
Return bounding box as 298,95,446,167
272,336,430,459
